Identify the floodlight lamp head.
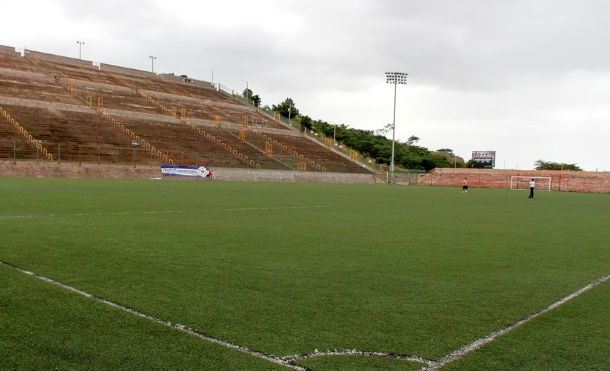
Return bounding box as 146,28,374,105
385,72,408,84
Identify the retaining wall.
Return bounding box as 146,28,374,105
0,160,376,184
418,168,609,193
3,161,606,190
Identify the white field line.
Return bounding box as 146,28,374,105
0,260,306,371
0,205,327,220
2,258,607,371
419,273,610,371
281,349,435,366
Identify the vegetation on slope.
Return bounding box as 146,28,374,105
264,95,465,171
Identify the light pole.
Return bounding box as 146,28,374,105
333,125,336,144
242,79,252,105
149,56,157,73
76,41,85,59
385,72,408,184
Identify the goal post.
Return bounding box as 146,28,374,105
510,176,552,191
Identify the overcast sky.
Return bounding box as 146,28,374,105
1,0,608,170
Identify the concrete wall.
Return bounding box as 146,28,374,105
0,160,376,184
0,160,159,179
215,167,375,183
100,63,157,79
418,168,609,193
0,45,18,55
2,161,606,191
25,50,95,69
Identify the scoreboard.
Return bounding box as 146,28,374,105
472,151,496,168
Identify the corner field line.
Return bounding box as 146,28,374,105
0,260,306,371
419,273,610,371
282,349,435,366
0,205,327,220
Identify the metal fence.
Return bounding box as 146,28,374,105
0,140,374,173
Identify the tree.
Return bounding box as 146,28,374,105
534,160,582,171
375,123,394,135
406,135,420,145
272,98,299,118
300,115,313,131
436,148,453,154
242,88,261,107
251,94,261,107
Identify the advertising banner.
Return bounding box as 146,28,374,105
161,165,211,178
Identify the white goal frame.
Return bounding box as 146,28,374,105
510,176,552,191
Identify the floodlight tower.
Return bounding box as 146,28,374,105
242,79,251,104
149,56,157,73
76,41,85,60
385,72,408,184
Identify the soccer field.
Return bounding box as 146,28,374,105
0,178,608,371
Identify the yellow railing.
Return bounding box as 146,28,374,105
26,55,172,164
141,93,260,168
203,103,326,171
0,105,54,160
25,56,327,171
94,107,173,164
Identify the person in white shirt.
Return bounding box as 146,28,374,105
528,179,535,198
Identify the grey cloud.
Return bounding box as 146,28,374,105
2,0,607,169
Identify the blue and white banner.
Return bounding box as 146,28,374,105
161,165,210,178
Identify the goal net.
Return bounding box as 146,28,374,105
510,176,552,191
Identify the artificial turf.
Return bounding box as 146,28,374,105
0,177,607,370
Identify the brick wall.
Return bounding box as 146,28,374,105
418,168,609,193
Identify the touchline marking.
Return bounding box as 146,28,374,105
0,211,187,220
0,205,327,220
223,205,327,212
0,260,306,371
281,349,435,366
419,273,610,371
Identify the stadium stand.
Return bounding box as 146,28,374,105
0,45,370,173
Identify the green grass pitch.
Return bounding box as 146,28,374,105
0,177,608,371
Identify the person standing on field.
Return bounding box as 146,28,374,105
462,177,468,193
529,179,535,198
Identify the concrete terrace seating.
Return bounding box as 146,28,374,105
0,105,129,145
0,46,39,73
269,133,371,173
75,83,159,114
0,70,81,105
0,45,371,173
0,104,144,164
0,121,37,160
117,117,289,169
34,54,286,131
